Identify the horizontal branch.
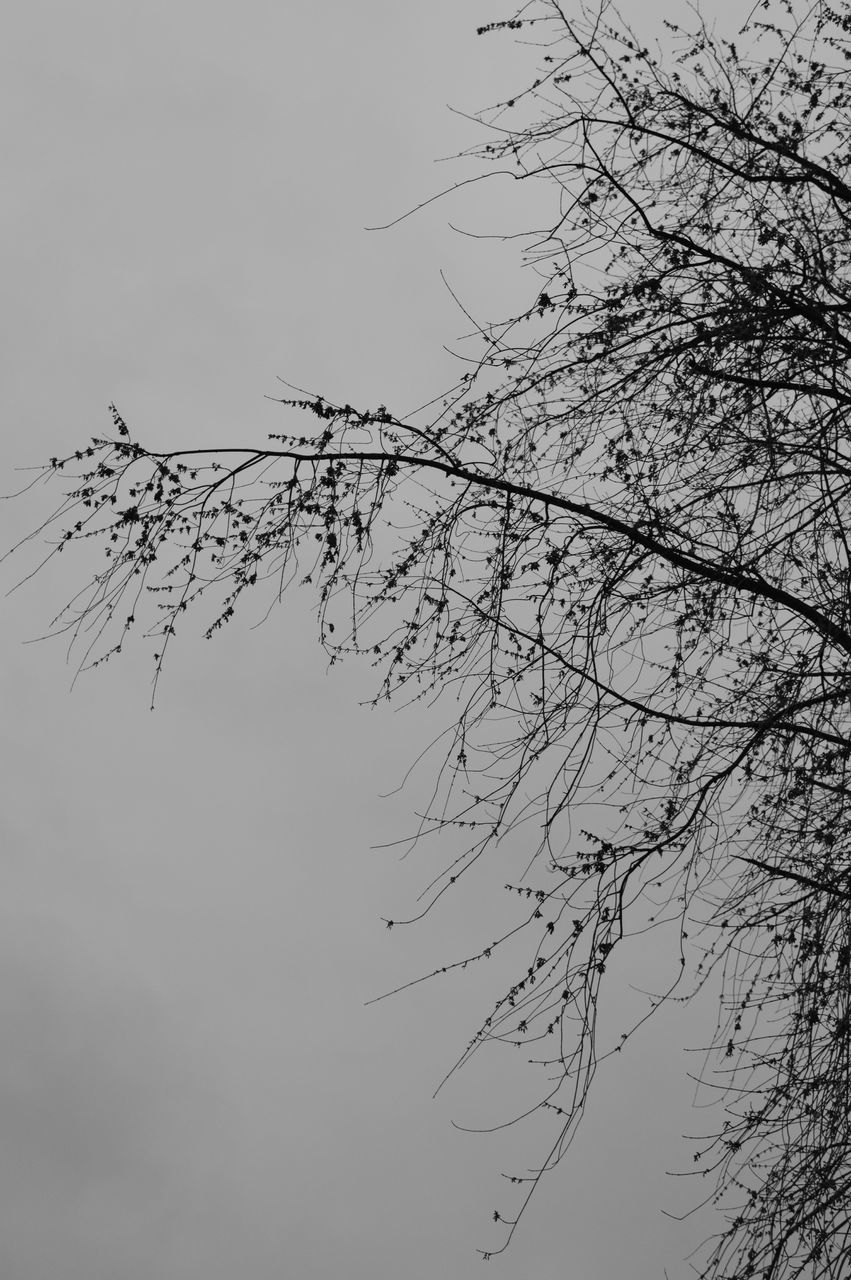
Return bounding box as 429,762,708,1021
134,437,851,659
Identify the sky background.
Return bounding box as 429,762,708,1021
2,3,746,1277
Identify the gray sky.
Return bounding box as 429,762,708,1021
2,3,745,1277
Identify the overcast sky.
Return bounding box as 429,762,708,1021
3,3,747,1277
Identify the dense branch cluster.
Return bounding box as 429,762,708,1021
8,2,851,1276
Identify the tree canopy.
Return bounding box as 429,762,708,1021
7,2,851,1276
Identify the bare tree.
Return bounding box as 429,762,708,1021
7,1,851,1275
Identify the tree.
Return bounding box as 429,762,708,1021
6,1,851,1275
